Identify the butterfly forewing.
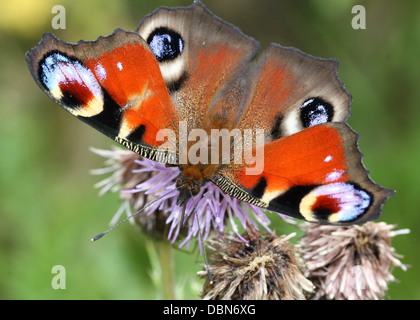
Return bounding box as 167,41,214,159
137,4,259,131
215,123,393,224
26,30,179,163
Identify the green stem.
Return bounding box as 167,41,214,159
157,239,175,300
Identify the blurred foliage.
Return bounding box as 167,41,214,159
0,0,418,299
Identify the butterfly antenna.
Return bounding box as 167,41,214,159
91,188,176,241
188,190,213,285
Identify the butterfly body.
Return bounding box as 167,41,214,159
26,3,393,225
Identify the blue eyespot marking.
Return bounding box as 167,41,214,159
300,97,334,128
147,27,184,62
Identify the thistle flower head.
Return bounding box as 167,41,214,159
300,221,409,300
198,228,315,300
90,146,274,247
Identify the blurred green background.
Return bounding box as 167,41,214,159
0,0,418,299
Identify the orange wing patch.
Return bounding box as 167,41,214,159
237,123,348,199
84,41,177,146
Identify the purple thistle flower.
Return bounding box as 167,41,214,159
90,146,278,248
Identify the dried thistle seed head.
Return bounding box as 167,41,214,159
198,228,314,300
300,221,409,300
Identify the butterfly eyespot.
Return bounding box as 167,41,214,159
147,27,184,62
299,182,373,223
300,97,334,128
38,51,104,118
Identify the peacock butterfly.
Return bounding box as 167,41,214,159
25,3,393,225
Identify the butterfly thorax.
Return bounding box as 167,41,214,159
174,119,237,205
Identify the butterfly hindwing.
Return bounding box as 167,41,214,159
136,3,259,131
235,43,351,140
26,29,179,163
